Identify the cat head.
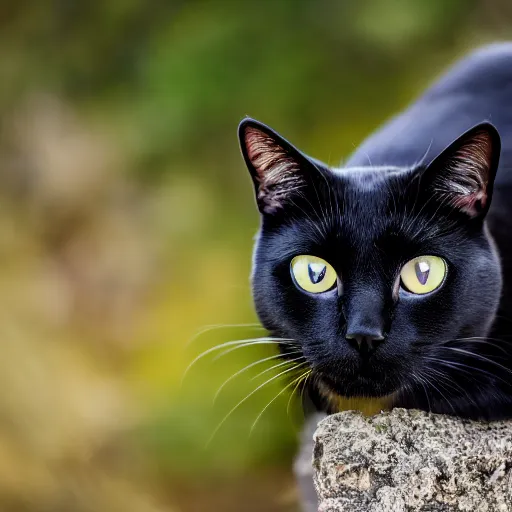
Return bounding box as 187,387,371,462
238,118,502,411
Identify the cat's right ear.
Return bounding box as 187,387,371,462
420,123,501,218
238,118,314,215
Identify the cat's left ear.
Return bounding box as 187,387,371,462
238,118,319,215
422,122,501,218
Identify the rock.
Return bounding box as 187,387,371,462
312,409,512,511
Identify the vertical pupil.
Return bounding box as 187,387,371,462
415,261,430,285
308,263,326,284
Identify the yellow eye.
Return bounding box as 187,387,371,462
400,256,446,294
291,255,337,294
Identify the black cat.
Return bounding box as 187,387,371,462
238,43,512,421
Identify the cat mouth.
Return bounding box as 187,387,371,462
315,375,398,414
313,370,401,411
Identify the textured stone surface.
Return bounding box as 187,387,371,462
313,409,512,511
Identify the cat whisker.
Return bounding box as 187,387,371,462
416,368,457,414
424,356,481,381
438,346,512,375
425,355,511,387
412,372,432,412
287,197,328,243
212,338,298,362
249,368,312,436
309,160,339,238
415,138,434,167
416,336,511,355
286,371,308,421
424,363,480,409
402,193,436,235
181,337,294,386
205,361,308,447
297,371,315,421
185,323,264,348
213,351,303,404
452,335,510,342
442,336,510,354
250,355,306,381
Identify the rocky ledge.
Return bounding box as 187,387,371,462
312,409,512,511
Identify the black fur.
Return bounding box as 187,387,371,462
239,43,512,421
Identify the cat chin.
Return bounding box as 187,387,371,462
314,374,399,414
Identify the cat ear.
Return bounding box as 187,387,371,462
238,118,313,215
422,123,500,218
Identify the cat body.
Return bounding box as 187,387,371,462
239,43,512,421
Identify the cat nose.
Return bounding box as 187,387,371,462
345,331,385,355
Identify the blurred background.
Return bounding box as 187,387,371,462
1,1,511,511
